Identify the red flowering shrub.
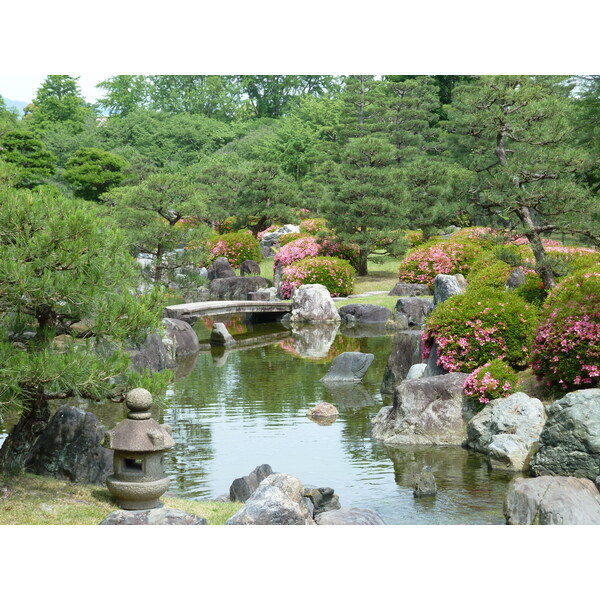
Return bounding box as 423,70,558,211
208,232,261,268
463,359,519,406
423,289,538,372
531,271,600,390
397,241,481,286
280,256,355,299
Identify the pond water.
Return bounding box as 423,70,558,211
162,317,514,525
0,317,516,524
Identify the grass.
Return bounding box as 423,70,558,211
334,295,400,311
0,473,242,525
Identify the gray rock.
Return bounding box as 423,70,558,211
210,323,236,347
372,373,472,446
162,317,200,357
207,257,236,280
413,467,437,497
315,507,385,525
433,274,466,306
504,476,600,525
226,473,316,525
303,487,341,515
320,352,374,383
487,434,539,472
596,476,600,492
394,297,434,328
338,304,392,324
506,267,526,289
247,291,271,301
214,494,231,503
389,283,431,297
466,392,546,455
25,405,113,485
530,388,600,480
210,276,272,301
290,284,340,323
240,260,261,276
128,332,170,372
229,464,274,502
422,341,448,377
380,330,423,395
100,508,206,525
406,363,427,380
199,266,208,278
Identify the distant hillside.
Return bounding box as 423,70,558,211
2,97,28,115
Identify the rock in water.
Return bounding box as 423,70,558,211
306,402,339,425
320,352,374,382
504,476,600,525
530,388,600,480
315,508,385,525
229,464,274,503
161,317,200,357
210,322,236,347
413,467,437,497
290,284,340,323
25,405,113,485
303,487,341,515
226,474,316,525
380,330,423,395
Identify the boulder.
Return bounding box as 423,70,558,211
433,274,466,306
240,260,261,276
389,283,431,297
25,405,113,485
466,392,546,455
225,473,316,525
290,284,340,323
530,388,600,480
488,434,539,472
406,363,427,380
372,373,472,446
229,464,274,503
306,402,339,425
320,352,374,383
504,476,600,525
207,257,236,280
394,297,434,329
338,304,392,324
303,487,341,515
128,332,170,372
413,466,437,497
210,276,272,301
422,341,447,377
162,317,200,357
380,330,423,395
247,291,271,301
315,508,385,525
100,508,206,525
210,323,236,347
506,267,526,289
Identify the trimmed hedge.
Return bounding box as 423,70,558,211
208,232,261,268
280,256,356,299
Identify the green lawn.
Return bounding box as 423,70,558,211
0,473,242,525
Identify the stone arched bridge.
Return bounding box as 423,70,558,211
163,300,292,320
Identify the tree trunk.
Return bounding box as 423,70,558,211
517,206,556,290
154,244,165,283
0,396,51,476
358,249,369,276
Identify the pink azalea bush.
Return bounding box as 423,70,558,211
423,289,538,372
300,218,329,235
398,241,480,286
274,236,322,268
531,271,600,390
280,256,356,299
463,359,519,406
208,232,261,268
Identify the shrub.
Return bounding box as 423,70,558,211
404,229,424,248
423,289,538,373
397,240,481,286
279,232,310,246
300,218,329,235
321,239,361,271
208,232,261,268
467,254,513,291
463,360,519,406
531,271,600,390
274,236,322,268
280,256,356,299
513,272,547,307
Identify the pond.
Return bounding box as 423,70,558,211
162,317,514,524
0,316,516,524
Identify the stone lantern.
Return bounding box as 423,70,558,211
103,388,175,510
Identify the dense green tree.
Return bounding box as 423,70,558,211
447,75,599,289
25,75,95,132
0,130,57,188
0,95,19,135
0,187,168,475
101,172,212,284
64,147,128,201
313,136,408,275
338,75,386,140
96,75,151,116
